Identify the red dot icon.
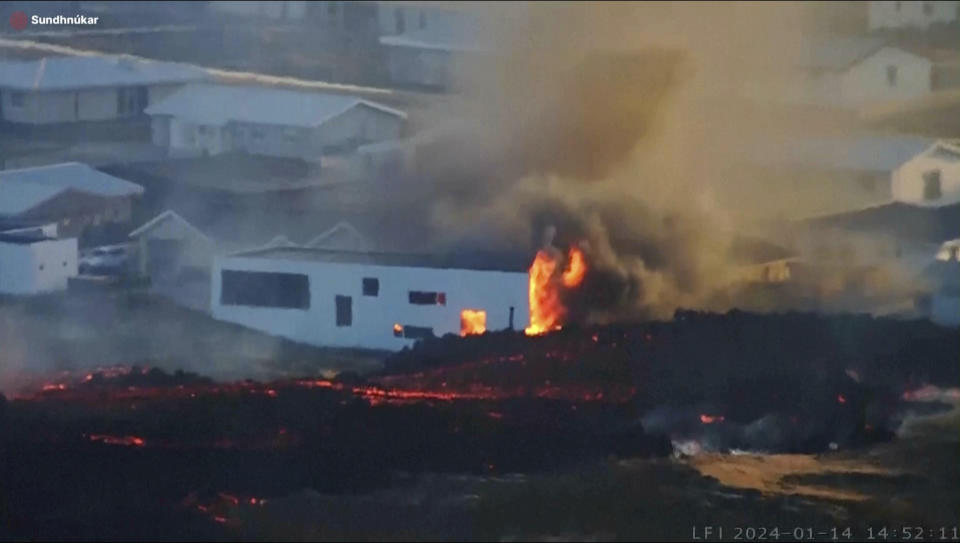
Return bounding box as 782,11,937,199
10,11,28,31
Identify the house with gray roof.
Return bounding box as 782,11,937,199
144,84,406,160
0,55,208,125
0,162,144,237
778,37,960,109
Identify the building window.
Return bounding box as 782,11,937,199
923,2,934,16
923,169,943,200
252,127,265,140
419,10,427,29
39,264,44,271
63,261,67,267
886,65,898,87
335,295,352,326
394,7,405,34
409,291,446,305
220,270,310,309
362,277,379,296
895,1,901,11
10,92,24,108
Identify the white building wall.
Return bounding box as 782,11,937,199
314,106,404,149
209,1,306,21
1,91,76,124
868,1,958,30
0,238,77,295
210,256,530,351
76,88,117,121
148,84,183,107
891,150,960,207
841,48,932,106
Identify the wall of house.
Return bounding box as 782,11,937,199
377,3,457,36
868,0,958,30
1,90,76,124
151,116,171,148
147,84,183,107
841,48,933,107
312,105,404,152
76,88,118,121
892,152,960,207
209,1,306,21
210,255,530,351
384,47,455,88
0,238,77,294
229,121,311,159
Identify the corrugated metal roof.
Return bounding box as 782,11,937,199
0,162,144,217
228,246,532,273
144,84,407,128
757,134,934,172
793,37,888,71
0,55,208,91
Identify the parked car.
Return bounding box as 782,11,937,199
79,245,130,276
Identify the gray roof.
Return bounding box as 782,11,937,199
756,134,935,172
379,17,493,53
227,246,532,273
794,37,888,72
0,55,208,91
144,84,407,128
0,162,144,216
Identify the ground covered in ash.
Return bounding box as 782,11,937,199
0,310,957,541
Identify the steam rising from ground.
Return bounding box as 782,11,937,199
407,2,869,322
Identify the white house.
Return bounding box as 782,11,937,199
892,139,960,207
0,56,208,125
0,162,145,238
0,226,77,295
785,38,948,109
378,9,493,89
144,84,406,160
868,1,958,30
210,246,531,350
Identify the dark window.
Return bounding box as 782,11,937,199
886,65,898,87
394,7,405,33
220,270,310,309
39,264,44,271
923,2,933,16
509,306,515,329
328,1,338,16
418,10,427,29
409,291,446,305
895,1,901,11
923,169,942,200
362,277,379,296
402,325,433,339
336,295,352,326
11,92,24,108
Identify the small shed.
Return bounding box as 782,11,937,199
0,228,77,295
128,210,216,283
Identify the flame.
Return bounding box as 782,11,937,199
460,309,487,336
525,246,586,336
699,414,725,424
561,247,586,288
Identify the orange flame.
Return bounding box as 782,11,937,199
562,247,586,288
699,414,725,424
525,246,587,336
460,309,487,336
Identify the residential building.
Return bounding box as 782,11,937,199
0,55,208,125
892,139,960,207
868,1,958,31
144,84,406,160
211,247,531,350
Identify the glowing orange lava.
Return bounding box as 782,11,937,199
699,414,725,424
525,246,586,336
88,434,146,447
460,309,487,336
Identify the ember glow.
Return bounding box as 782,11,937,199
87,434,146,447
699,414,725,424
525,246,586,336
460,309,487,336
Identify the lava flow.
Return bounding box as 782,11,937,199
526,246,586,336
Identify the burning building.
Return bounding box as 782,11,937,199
210,246,536,350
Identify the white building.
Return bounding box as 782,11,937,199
208,1,307,22
892,139,960,207
144,84,406,160
0,226,77,295
868,1,958,30
211,247,531,350
0,56,208,125
378,9,492,89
